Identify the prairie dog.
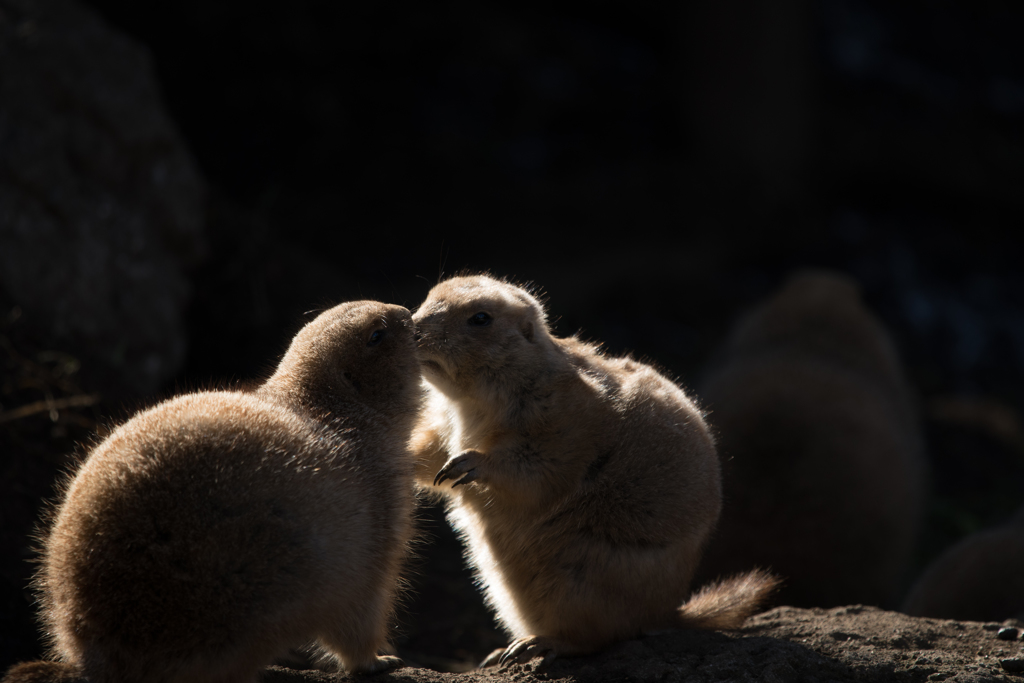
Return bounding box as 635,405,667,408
693,271,927,608
411,275,777,666
5,301,420,683
902,506,1024,622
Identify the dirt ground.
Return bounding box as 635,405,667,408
259,607,1024,683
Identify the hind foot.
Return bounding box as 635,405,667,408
495,636,561,670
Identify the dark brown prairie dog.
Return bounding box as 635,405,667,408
5,301,420,683
902,506,1024,622
411,274,778,667
693,271,927,608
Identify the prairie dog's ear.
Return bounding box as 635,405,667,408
520,319,535,343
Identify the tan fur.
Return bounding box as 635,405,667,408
15,301,420,683
411,275,778,666
693,271,927,608
902,506,1024,622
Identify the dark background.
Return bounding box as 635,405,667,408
2,0,1023,672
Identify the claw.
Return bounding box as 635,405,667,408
433,464,454,487
498,643,520,667
433,462,465,486
433,451,483,488
451,469,478,488
478,647,506,668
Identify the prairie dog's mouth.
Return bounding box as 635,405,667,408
416,347,443,369
418,353,454,383
414,332,449,376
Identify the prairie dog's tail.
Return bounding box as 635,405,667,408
2,661,84,683
677,569,781,630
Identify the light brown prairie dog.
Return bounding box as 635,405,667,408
4,301,420,683
411,274,778,667
693,271,927,608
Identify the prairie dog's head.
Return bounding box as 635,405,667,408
263,301,420,417
413,275,551,397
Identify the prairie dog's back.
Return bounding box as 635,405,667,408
557,342,720,543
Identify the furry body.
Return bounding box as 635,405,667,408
6,301,419,683
411,275,777,666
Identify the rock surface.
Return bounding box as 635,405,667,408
0,0,205,396
246,607,1024,683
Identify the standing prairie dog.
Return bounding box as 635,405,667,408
5,301,420,683
411,275,777,667
693,271,927,608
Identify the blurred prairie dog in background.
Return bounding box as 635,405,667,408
694,270,927,608
411,274,777,667
5,301,420,683
903,505,1024,622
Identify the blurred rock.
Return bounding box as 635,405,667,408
0,0,205,397
693,270,928,609
903,506,1024,623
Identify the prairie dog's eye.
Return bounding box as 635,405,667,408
367,329,386,346
468,312,492,326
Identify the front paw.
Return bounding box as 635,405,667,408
434,450,485,488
